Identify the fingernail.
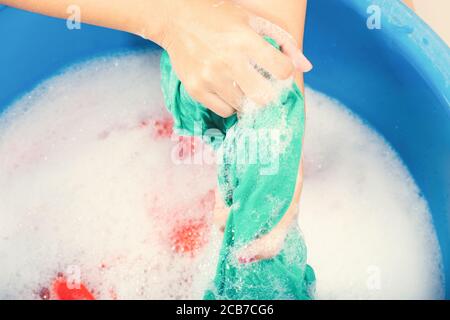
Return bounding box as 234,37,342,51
294,53,313,72
238,257,248,263
238,257,256,264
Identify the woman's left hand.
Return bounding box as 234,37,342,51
235,223,289,263
236,161,304,264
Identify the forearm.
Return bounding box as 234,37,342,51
1,0,171,46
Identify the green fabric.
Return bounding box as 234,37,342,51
160,39,315,300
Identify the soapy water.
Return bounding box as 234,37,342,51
0,50,444,299
301,90,444,300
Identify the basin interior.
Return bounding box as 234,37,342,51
0,0,448,297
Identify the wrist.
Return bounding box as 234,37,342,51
133,0,177,49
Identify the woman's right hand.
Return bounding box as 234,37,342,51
154,0,312,117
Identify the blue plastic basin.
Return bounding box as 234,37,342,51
0,0,448,298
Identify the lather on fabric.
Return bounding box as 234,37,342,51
160,38,315,300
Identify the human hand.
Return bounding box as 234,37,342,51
158,0,312,117
235,224,289,264
235,199,301,264
212,187,230,233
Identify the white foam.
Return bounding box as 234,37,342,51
0,51,443,299
300,90,444,299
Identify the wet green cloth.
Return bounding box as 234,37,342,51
160,39,315,300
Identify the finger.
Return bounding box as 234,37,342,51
198,92,236,118
245,30,294,80
237,245,257,263
249,16,313,72
230,56,276,107
238,256,257,264
208,73,245,112
239,250,275,263
236,240,263,264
